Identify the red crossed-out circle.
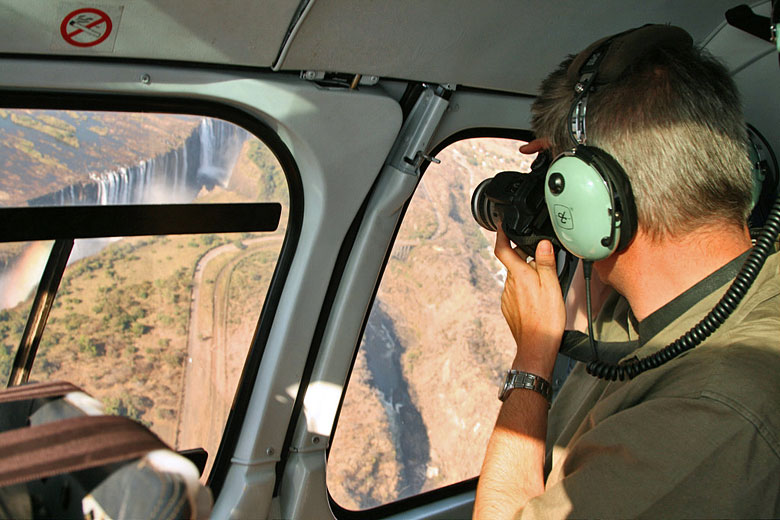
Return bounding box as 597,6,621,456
60,8,113,48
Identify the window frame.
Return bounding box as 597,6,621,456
326,127,535,518
0,91,303,494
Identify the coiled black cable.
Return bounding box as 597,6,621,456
585,193,780,381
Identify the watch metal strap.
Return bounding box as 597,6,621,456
500,370,552,405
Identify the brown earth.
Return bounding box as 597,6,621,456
327,137,535,507
0,109,532,511
0,134,287,460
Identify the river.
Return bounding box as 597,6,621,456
361,300,430,499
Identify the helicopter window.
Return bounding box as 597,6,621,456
327,137,534,510
0,108,289,479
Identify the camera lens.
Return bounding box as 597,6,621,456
471,178,500,231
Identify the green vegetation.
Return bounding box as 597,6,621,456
463,224,491,257
9,136,66,170
0,345,14,385
0,110,202,207
11,112,79,148
0,235,198,437
248,141,287,202
0,112,290,449
0,244,27,272
65,111,86,121
227,249,277,315
103,393,150,425
0,309,26,381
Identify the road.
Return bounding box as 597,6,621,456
176,235,282,477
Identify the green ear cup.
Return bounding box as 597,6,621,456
545,153,619,261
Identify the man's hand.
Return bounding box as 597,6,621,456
494,229,565,379
518,138,552,156
473,137,566,520
474,232,566,519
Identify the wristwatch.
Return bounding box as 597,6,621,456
498,370,552,406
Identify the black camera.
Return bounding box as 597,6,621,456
470,151,560,257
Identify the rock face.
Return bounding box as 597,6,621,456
0,117,249,312
0,110,201,207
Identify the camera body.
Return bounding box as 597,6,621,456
470,151,559,257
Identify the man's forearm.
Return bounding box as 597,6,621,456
474,386,549,519
479,236,563,518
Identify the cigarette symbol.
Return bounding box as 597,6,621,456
68,14,105,38
60,8,113,48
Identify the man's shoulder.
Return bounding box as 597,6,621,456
647,254,780,406
638,332,780,457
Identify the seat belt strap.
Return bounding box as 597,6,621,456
0,415,166,488
0,381,82,404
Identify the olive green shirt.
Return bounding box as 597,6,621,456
519,252,780,519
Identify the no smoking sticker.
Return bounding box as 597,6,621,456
52,4,123,52
61,8,112,47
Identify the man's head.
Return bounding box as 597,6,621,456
532,27,754,240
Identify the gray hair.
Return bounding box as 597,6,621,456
532,45,753,238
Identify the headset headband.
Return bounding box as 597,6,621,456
566,25,694,145
567,25,694,86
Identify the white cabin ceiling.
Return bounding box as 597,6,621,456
0,0,766,94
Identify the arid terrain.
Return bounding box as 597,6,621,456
327,138,535,509
0,109,199,207
0,108,535,510
0,111,287,468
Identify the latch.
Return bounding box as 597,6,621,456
386,83,453,176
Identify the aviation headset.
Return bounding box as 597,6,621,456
540,25,780,380
543,25,693,261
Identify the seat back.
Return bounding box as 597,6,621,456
0,381,212,519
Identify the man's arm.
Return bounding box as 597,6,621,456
473,376,551,518
473,232,565,519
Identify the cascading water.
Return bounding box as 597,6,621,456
27,118,247,207
197,118,246,190
1,118,249,310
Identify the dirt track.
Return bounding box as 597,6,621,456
176,236,282,478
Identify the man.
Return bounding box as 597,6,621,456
474,26,780,518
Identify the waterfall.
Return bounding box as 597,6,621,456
28,118,248,207
1,118,249,311
197,118,245,189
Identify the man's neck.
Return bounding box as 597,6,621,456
595,224,752,322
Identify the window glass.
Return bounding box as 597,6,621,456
0,109,288,477
328,138,535,509
0,241,50,379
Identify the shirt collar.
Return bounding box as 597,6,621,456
635,250,749,346
560,250,750,362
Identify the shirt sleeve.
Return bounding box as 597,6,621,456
516,395,780,519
